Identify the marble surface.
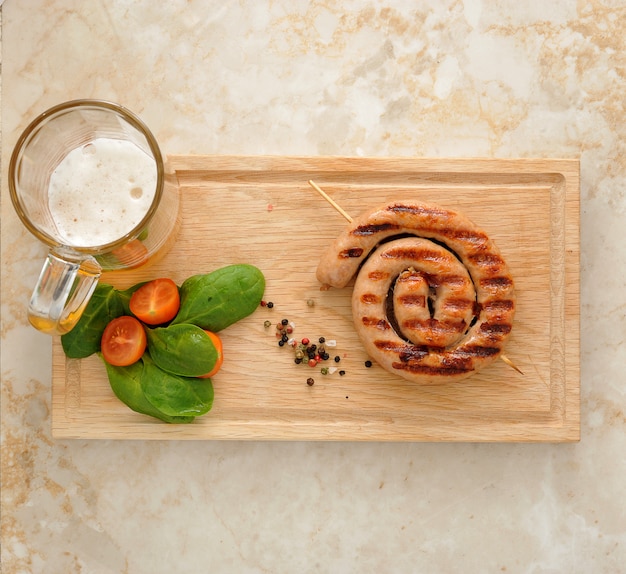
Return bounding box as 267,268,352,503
1,1,624,572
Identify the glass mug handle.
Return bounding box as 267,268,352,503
28,248,102,335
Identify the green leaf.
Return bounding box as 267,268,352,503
171,264,265,331
141,354,214,417
61,283,124,358
104,357,195,424
145,323,218,377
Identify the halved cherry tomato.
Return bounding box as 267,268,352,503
101,316,147,366
198,331,224,379
129,278,180,325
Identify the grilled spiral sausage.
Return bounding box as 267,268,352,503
316,201,516,384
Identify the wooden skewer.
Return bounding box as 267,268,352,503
499,354,524,375
308,180,353,223
309,180,523,375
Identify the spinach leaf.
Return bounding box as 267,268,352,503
145,323,218,377
171,264,265,331
61,283,124,358
141,354,214,417
104,357,195,424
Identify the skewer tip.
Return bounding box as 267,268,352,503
500,354,524,375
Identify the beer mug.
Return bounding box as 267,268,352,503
9,100,180,335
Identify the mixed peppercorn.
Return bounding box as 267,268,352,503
261,299,349,386
261,299,373,386
275,323,342,370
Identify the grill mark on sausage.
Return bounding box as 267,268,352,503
362,317,391,330
360,293,381,304
439,228,489,246
381,247,449,262
386,204,450,218
402,318,467,335
368,270,390,281
387,342,502,373
450,345,501,358
397,272,425,283
480,276,514,290
442,298,474,311
391,344,505,376
479,322,512,337
351,222,400,236
392,362,473,376
373,340,424,357
469,252,504,267
397,294,426,307
483,299,514,312
421,273,470,289
339,247,364,258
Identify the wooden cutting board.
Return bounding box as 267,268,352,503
51,156,580,441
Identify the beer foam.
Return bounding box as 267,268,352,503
48,138,157,247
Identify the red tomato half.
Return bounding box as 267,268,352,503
101,316,147,366
129,278,180,325
198,331,224,379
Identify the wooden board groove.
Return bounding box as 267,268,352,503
51,155,580,441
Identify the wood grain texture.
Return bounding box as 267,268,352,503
51,156,580,441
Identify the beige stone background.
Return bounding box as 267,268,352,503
1,2,625,573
